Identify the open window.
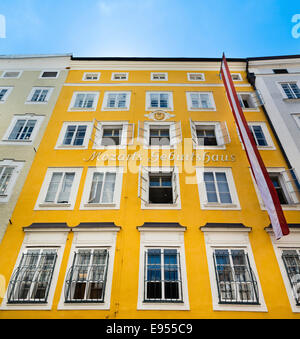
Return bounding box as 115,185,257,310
138,121,181,148
190,119,230,148
91,120,134,148
138,167,180,208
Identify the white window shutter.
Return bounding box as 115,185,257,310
90,119,103,147
170,122,182,146
138,167,149,203
126,123,135,145
281,170,300,204
215,122,231,146
172,170,179,204
189,118,198,147
138,121,149,146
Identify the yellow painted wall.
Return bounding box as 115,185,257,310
0,67,299,319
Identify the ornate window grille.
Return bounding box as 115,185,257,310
282,250,300,306
7,249,57,304
213,249,259,305
144,249,183,303
64,249,109,303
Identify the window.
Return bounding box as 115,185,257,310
56,122,92,149
64,249,109,303
202,226,267,312
282,249,300,306
35,168,82,210
187,73,205,81
273,69,288,74
92,121,134,148
237,93,257,109
292,114,300,129
1,71,22,79
27,87,53,103
281,83,300,99
7,249,58,304
213,249,259,304
247,122,275,149
137,226,189,310
58,226,119,310
0,160,24,202
80,167,123,209
8,119,37,141
0,87,12,102
102,91,131,111
83,73,100,81
138,167,181,209
190,119,230,148
146,92,173,110
111,72,128,81
196,168,240,210
144,249,182,302
251,168,300,209
69,92,99,111
138,121,181,148
186,92,215,110
40,71,59,79
2,115,44,145
231,73,242,81
151,73,168,81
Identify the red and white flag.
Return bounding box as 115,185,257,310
220,53,289,240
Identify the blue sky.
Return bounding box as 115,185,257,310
0,0,300,58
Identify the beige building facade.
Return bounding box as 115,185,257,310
0,55,71,242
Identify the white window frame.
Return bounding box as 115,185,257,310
58,226,119,310
101,91,131,111
237,92,258,111
0,159,24,203
250,167,300,210
231,73,243,81
1,70,22,79
0,86,13,103
92,121,134,149
137,227,190,310
80,166,123,210
187,73,205,81
0,228,69,311
26,87,54,104
82,72,101,81
292,114,300,129
266,228,300,313
186,92,216,111
111,72,128,81
1,114,44,145
68,91,100,111
201,226,267,312
138,166,181,210
196,167,241,210
55,122,93,149
278,82,300,100
138,121,182,149
190,120,230,150
34,167,83,210
146,91,173,111
39,70,60,79
151,72,168,81
247,122,275,150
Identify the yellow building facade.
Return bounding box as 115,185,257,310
0,57,299,319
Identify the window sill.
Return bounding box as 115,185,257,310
102,107,129,111
68,107,96,112
39,203,71,208
56,145,87,149
146,107,173,111
83,203,117,208
142,203,181,210
202,203,240,210
283,98,300,103
25,101,48,105
188,107,216,111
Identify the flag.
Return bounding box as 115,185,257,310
220,53,289,240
